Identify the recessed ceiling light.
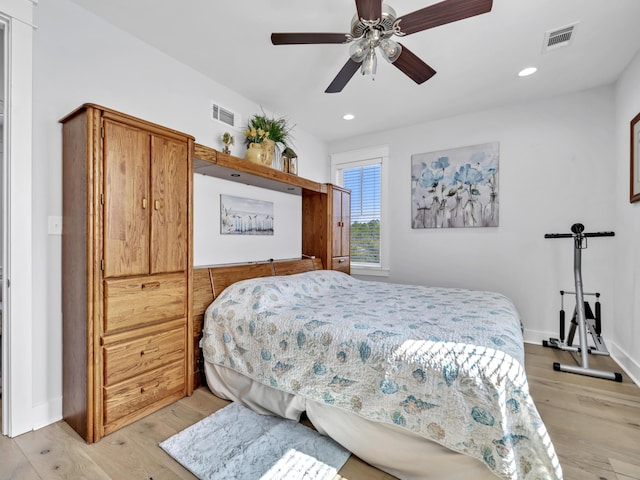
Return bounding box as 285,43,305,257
518,67,538,77
343,113,355,120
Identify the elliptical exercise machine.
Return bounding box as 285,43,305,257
543,223,622,382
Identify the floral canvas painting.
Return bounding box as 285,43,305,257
220,194,274,235
411,142,500,229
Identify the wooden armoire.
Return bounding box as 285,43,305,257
61,104,194,442
302,184,351,274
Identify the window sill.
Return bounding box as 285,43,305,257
350,266,390,278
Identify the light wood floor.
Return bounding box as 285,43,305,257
1,344,638,479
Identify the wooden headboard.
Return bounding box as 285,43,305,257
193,257,323,318
191,257,323,387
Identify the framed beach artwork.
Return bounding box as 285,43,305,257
631,111,640,203
411,142,500,229
220,194,274,235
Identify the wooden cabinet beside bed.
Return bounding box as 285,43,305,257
61,104,194,442
302,184,351,275
193,144,351,275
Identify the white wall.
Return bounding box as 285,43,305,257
194,174,302,266
329,87,618,350
613,50,640,381
30,0,328,427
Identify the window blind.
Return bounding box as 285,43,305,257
343,164,381,265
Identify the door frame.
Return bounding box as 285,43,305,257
1,0,34,437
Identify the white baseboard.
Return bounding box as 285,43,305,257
608,342,640,386
523,328,640,386
523,328,554,346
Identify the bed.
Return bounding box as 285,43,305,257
195,260,562,480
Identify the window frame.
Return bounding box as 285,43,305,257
331,145,389,277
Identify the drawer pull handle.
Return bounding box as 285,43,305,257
141,281,161,290
338,259,345,263
154,200,161,210
142,198,147,209
140,382,159,394
140,347,159,356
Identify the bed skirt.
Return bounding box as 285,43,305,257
204,362,497,480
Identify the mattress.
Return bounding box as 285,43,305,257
202,270,563,480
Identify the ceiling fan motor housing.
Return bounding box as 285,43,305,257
350,4,398,40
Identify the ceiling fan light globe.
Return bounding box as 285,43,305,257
349,38,370,62
379,38,402,63
361,49,377,76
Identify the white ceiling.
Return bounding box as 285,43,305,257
67,0,640,142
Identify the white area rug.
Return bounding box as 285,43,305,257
160,402,351,480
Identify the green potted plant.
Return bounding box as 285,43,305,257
244,111,293,147
244,110,294,169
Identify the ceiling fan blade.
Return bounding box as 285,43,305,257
325,59,362,93
396,0,493,36
355,0,383,22
392,44,436,84
271,33,350,45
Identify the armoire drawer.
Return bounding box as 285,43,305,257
104,272,186,333
103,326,185,386
332,256,350,273
103,360,185,432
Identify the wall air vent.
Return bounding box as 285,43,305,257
211,102,240,129
543,23,578,53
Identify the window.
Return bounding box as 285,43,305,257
332,146,389,276
344,164,380,264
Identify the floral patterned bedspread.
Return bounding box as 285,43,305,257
202,270,562,480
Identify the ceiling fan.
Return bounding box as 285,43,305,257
271,0,493,93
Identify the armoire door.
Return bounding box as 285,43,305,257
150,135,188,274
103,119,150,278
339,189,350,256
332,187,350,257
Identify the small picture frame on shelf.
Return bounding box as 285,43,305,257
289,156,298,175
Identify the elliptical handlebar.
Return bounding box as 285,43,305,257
544,232,615,238
583,232,615,237
545,223,614,239
544,233,573,238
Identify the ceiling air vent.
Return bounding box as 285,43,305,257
543,23,578,52
211,102,240,128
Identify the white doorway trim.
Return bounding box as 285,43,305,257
1,0,34,437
